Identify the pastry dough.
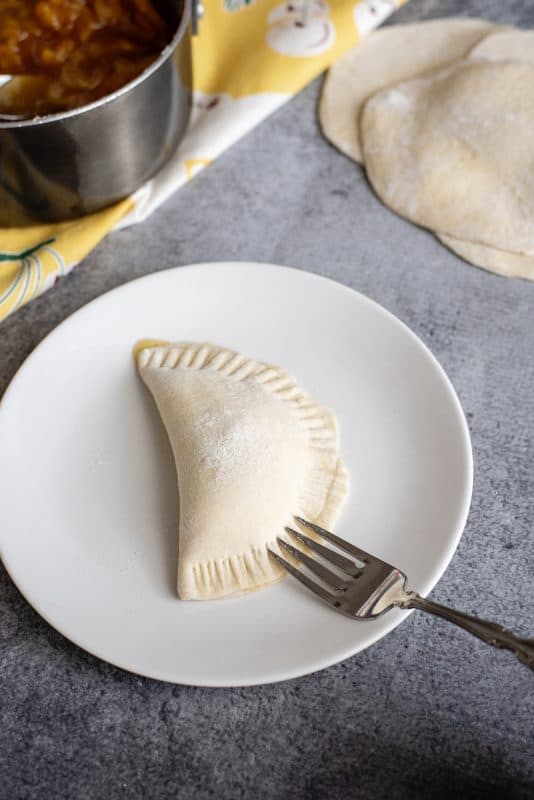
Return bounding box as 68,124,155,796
319,18,500,164
469,29,534,64
432,29,534,279
437,233,534,281
361,60,534,254
320,18,534,280
136,341,348,600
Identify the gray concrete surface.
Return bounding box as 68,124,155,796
1,1,533,798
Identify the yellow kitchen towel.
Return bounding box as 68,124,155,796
0,0,405,323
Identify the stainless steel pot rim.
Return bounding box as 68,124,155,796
0,0,191,130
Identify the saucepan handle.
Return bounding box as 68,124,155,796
191,0,204,35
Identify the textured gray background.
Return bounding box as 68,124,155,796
1,1,533,798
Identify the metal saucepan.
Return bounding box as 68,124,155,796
0,0,194,225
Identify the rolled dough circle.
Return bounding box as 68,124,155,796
319,18,500,164
438,27,534,280
437,234,534,281
361,59,534,254
469,29,534,63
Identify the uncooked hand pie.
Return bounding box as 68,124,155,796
136,340,348,600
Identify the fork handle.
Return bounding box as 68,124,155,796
402,593,534,670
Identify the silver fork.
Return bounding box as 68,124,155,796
268,517,534,670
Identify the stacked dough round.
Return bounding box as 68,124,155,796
320,19,534,280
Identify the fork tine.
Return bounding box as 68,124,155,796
295,516,370,563
285,526,359,575
277,537,347,591
267,548,341,607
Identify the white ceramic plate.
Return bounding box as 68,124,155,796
0,263,472,686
